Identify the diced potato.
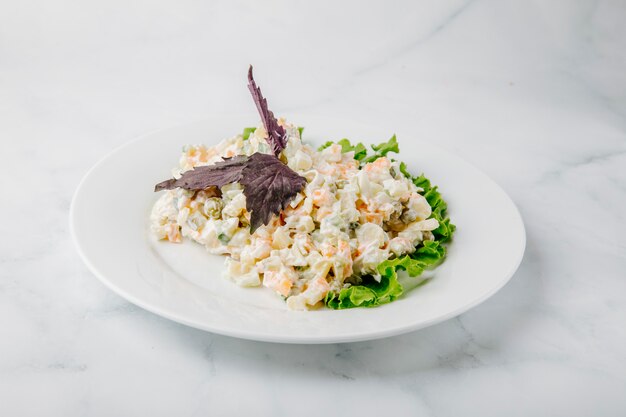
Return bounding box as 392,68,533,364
356,223,387,248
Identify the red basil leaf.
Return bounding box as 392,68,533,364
240,153,307,232
154,156,247,192
247,66,287,156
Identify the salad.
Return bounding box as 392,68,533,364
151,67,455,310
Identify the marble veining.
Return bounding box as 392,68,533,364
1,0,625,416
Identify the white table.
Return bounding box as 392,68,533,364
1,1,625,416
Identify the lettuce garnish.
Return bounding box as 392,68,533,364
242,127,256,140
318,135,398,163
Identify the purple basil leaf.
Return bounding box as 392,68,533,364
154,155,248,192
240,153,307,232
247,66,287,157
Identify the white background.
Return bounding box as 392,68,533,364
1,1,625,416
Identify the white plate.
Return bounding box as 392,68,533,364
70,115,525,344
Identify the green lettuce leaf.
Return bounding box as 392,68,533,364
318,138,368,161
337,138,368,161
371,134,398,155
411,173,431,191
399,161,412,179
405,170,455,243
318,135,399,164
324,273,400,309
242,127,256,140
325,285,377,309
362,134,399,163
433,216,456,243
412,175,456,243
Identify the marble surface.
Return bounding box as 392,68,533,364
1,0,625,415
